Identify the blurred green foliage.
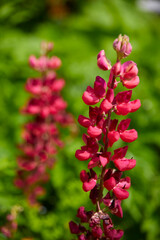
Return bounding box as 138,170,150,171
0,0,160,239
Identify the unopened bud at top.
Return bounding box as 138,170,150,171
41,41,54,55
97,50,112,71
113,34,132,60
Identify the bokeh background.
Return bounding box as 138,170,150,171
0,0,160,239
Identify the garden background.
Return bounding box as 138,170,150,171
0,0,160,239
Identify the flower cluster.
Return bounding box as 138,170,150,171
0,206,22,238
15,41,74,206
70,34,141,239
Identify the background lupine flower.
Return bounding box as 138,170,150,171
69,34,141,239
0,206,23,238
14,41,75,207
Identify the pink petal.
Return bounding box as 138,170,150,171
99,155,109,167
106,88,114,102
117,119,131,132
83,179,97,192
18,158,37,171
113,187,129,200
87,126,102,138
109,119,118,131
75,149,91,161
100,99,113,113
122,76,140,89
78,115,91,128
47,56,62,69
111,146,128,161
108,131,120,147
114,158,136,171
51,78,65,91
115,90,132,104
77,206,88,223
29,55,37,68
88,157,99,169
26,78,42,94
80,170,89,182
69,221,80,234
90,169,98,180
92,226,103,238
89,106,101,120
37,56,48,71
54,97,67,110
116,102,131,115
111,201,123,218
97,50,111,71
41,106,50,118
117,177,131,189
121,61,138,80
82,135,99,153
25,99,41,114
104,226,124,239
104,177,116,191
82,86,100,105
120,129,138,142
130,99,141,113
94,76,107,98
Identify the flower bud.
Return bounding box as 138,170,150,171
113,34,132,59
97,50,111,71
41,41,54,55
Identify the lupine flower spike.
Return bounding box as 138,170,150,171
0,206,23,238
70,34,141,239
15,41,74,207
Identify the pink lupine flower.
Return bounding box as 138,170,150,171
80,169,97,192
82,86,100,105
69,221,81,234
88,152,110,169
103,192,123,218
87,125,102,137
15,41,75,206
94,76,107,97
82,76,107,105
103,222,124,240
104,172,131,200
77,207,88,223
114,157,136,171
29,55,37,68
26,78,42,94
120,61,138,80
70,35,140,239
117,118,138,143
100,88,114,113
115,90,141,115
